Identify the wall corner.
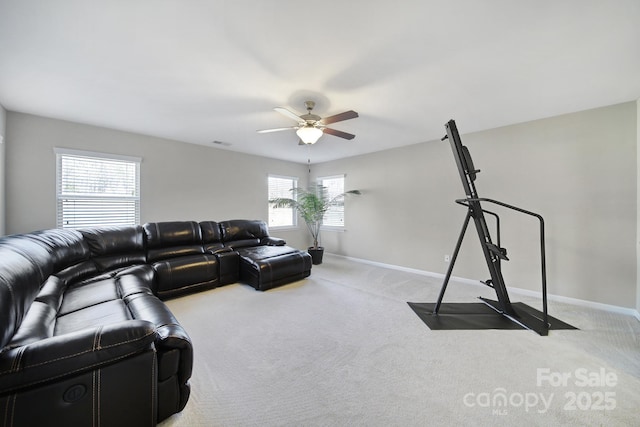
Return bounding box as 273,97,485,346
0,104,6,236
636,98,640,313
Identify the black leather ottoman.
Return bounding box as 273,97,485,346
236,245,312,291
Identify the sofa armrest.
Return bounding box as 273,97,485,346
261,237,286,246
125,294,193,380
0,320,156,394
205,246,234,255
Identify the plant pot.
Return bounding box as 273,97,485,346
308,247,324,265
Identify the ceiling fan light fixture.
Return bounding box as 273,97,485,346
296,126,323,144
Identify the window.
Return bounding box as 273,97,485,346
268,174,298,228
319,175,346,228
55,148,141,229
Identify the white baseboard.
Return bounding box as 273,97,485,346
328,253,640,321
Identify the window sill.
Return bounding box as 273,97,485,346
269,225,299,231
321,226,346,233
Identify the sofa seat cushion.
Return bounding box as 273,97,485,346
58,279,120,316
236,246,312,291
151,254,219,299
55,300,132,335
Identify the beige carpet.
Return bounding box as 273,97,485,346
160,254,640,426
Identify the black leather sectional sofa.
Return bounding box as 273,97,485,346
0,219,312,426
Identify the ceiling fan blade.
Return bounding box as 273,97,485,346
257,127,296,133
321,110,359,125
323,128,356,140
274,107,304,123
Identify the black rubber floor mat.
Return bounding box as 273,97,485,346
408,301,577,332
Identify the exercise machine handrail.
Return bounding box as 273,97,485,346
455,197,548,329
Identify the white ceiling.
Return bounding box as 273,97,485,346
1,1,639,164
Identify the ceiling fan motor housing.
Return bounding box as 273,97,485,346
302,101,321,125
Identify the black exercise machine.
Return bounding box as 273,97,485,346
409,120,575,336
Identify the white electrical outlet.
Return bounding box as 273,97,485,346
444,255,450,262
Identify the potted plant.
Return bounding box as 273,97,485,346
270,184,361,264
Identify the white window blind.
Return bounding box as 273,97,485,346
319,175,345,227
55,148,141,229
268,175,298,228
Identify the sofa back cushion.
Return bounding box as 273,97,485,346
26,229,96,285
0,235,55,282
26,229,89,272
143,221,204,263
199,221,225,253
219,220,270,248
80,226,146,271
0,246,48,349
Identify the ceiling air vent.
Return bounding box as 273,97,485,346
211,140,232,147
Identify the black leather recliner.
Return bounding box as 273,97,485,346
0,219,310,426
0,227,190,426
143,221,219,299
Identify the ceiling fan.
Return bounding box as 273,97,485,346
258,101,358,145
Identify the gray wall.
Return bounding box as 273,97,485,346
0,104,5,235
5,112,309,249
5,104,639,309
311,102,637,308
